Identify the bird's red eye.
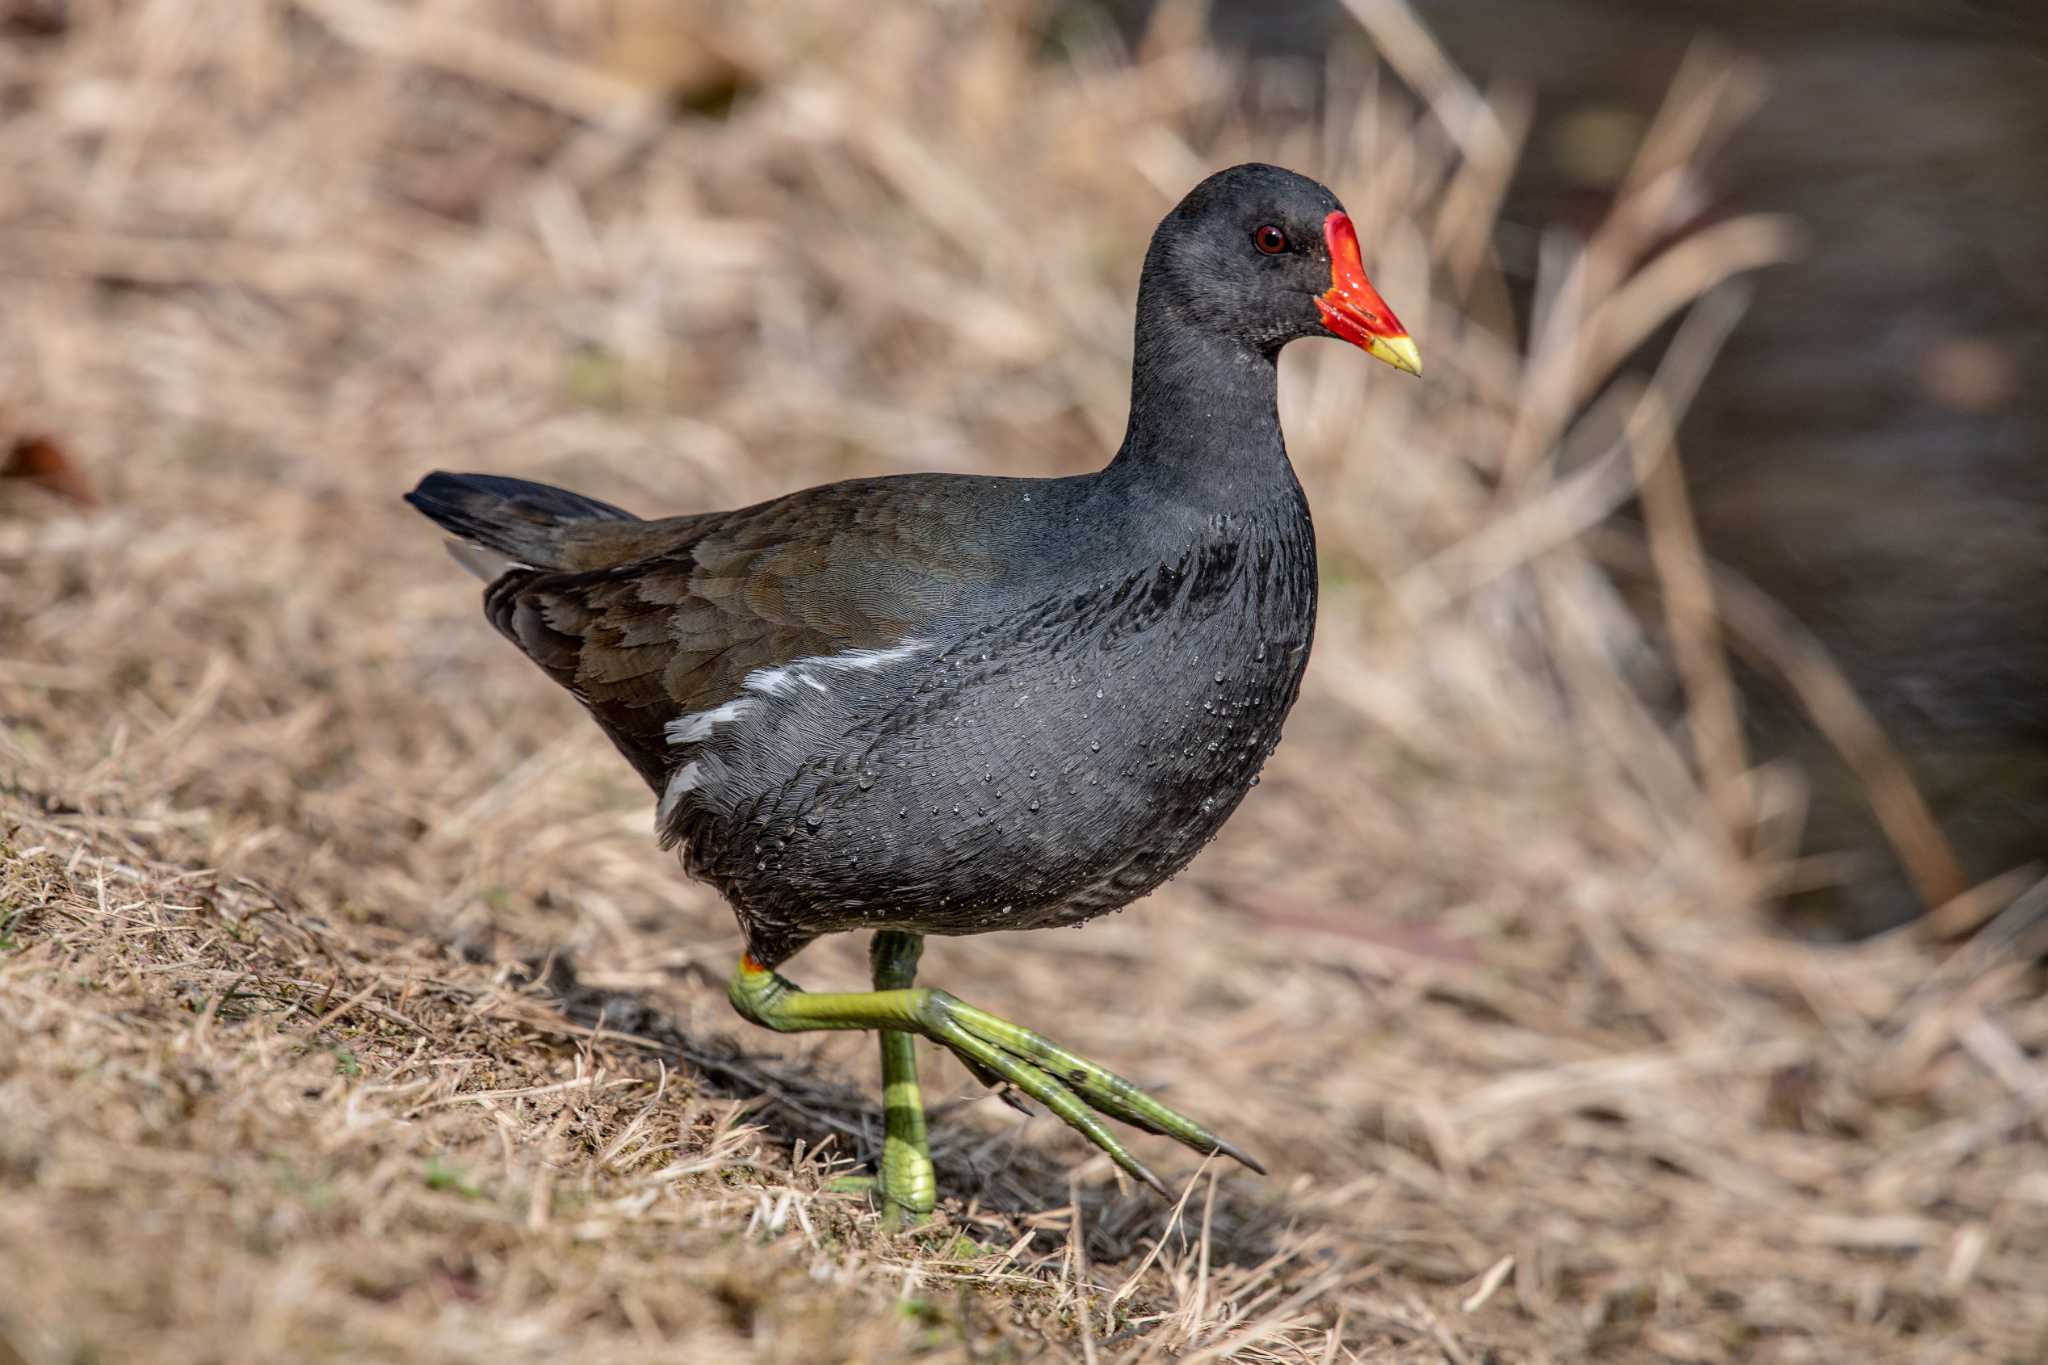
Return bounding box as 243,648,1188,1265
1253,225,1288,254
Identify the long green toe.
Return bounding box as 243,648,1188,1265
727,938,1260,1208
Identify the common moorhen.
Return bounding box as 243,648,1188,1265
407,163,1419,1222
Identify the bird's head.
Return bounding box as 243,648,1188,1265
1142,162,1421,376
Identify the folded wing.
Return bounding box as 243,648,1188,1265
406,470,992,789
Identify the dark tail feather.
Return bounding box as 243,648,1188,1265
404,471,639,571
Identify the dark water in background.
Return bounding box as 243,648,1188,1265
1113,0,2048,935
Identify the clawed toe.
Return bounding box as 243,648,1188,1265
726,950,1260,1205
923,993,1261,1197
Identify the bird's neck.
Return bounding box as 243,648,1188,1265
1109,312,1292,506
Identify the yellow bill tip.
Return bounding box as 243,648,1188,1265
1367,333,1423,378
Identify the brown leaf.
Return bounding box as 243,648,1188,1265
2,432,99,506
1,0,67,39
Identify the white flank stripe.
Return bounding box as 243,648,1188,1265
657,639,931,830
656,761,705,825
745,664,800,697
828,641,933,671
664,697,758,746
742,638,931,699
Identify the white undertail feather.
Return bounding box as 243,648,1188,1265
442,539,526,581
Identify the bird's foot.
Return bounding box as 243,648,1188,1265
870,934,938,1228
728,946,1262,1201
913,992,1265,1197
825,1170,933,1230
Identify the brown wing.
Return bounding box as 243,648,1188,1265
480,480,995,789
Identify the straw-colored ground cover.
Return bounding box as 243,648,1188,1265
3,2,2044,1360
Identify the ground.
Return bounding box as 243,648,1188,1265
2,3,2045,1361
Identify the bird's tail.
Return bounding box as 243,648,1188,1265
404,471,641,579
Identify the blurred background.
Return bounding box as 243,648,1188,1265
2,1,2044,1361
1147,0,2048,940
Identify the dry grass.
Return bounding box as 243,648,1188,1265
3,1,2046,1360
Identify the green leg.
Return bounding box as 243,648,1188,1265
728,945,1263,1202
870,930,935,1227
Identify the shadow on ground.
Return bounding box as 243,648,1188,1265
536,955,1300,1268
